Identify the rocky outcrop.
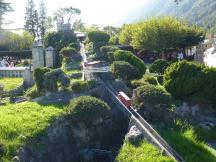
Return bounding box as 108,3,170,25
13,106,128,162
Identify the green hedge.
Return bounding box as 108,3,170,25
71,81,96,93
111,61,140,81
100,45,119,62
133,84,172,121
67,96,111,126
163,61,204,100
34,68,50,91
113,50,146,76
149,59,170,74
144,76,158,86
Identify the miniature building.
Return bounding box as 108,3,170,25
45,46,56,68
32,41,45,69
57,22,72,32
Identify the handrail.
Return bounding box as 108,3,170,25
102,80,185,162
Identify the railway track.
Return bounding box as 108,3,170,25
101,79,185,162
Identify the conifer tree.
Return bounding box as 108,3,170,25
24,0,37,38
0,0,13,29
39,0,47,39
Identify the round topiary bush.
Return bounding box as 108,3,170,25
163,61,204,100
67,96,111,126
111,61,140,81
88,31,110,43
133,84,172,121
149,59,170,74
113,50,146,76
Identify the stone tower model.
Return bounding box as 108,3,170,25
32,41,45,69
45,46,56,68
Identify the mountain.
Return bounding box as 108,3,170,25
119,0,216,32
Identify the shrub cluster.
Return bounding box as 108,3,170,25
88,31,110,43
60,47,81,64
100,45,119,62
67,96,111,126
33,68,70,93
143,76,158,86
149,59,170,74
164,61,216,105
111,61,140,82
113,50,146,76
133,84,172,121
71,80,96,93
33,68,50,91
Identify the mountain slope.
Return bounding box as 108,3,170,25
119,0,216,32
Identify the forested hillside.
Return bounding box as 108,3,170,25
120,0,216,32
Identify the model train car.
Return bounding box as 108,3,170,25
117,91,132,108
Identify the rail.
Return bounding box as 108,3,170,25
102,79,185,162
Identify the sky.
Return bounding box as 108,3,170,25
4,0,149,29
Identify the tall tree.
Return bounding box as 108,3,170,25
24,0,37,38
73,19,86,32
0,0,13,29
39,0,47,39
33,10,39,38
54,7,81,24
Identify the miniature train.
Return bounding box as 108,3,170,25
117,91,132,108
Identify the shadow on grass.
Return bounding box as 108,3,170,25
159,127,216,162
36,101,69,109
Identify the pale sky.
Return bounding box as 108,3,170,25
4,0,149,29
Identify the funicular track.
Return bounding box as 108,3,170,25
100,79,185,162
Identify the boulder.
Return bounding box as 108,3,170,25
125,125,143,144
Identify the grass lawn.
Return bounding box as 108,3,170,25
0,102,64,161
158,120,216,162
0,77,23,91
116,140,174,162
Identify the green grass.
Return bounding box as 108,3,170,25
158,120,216,162
0,77,23,91
116,140,174,162
0,102,64,161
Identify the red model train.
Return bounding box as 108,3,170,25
117,91,132,108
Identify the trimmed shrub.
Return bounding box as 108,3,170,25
59,73,70,89
201,67,216,105
130,80,149,89
43,69,70,91
113,50,146,76
88,31,110,43
71,80,96,93
144,76,158,86
100,45,119,61
111,61,140,81
133,85,172,121
34,68,50,91
67,96,111,126
163,61,204,100
149,59,170,74
60,47,81,62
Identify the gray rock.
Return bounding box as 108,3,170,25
125,125,143,144
12,156,20,162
